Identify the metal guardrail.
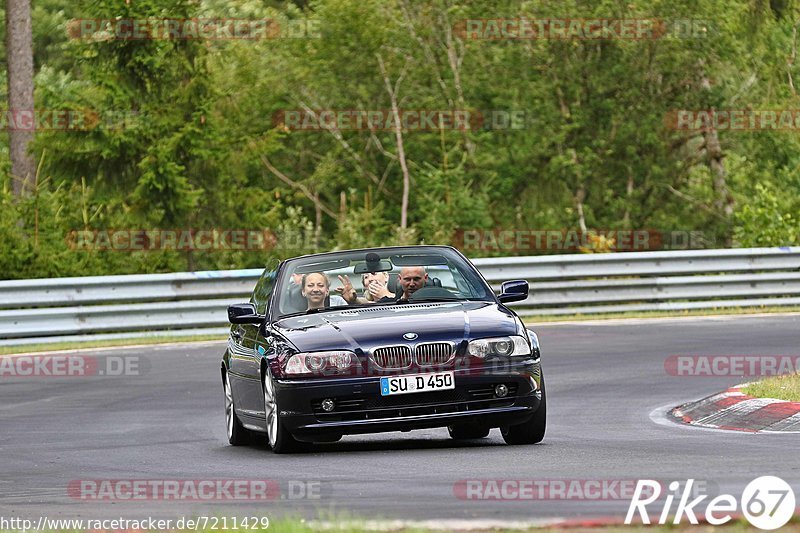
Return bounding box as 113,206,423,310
0,247,798,345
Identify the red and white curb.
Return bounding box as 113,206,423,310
671,385,800,432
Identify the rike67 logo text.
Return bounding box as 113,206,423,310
626,477,795,530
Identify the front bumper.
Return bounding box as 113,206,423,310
275,364,542,440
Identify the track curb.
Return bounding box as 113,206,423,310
670,385,800,432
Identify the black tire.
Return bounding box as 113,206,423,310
502,376,546,445
263,369,307,454
448,424,491,439
223,370,248,446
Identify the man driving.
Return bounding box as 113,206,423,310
398,266,428,300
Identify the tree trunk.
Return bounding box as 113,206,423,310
704,127,734,218
569,149,588,233
6,0,36,197
699,67,734,244
390,99,410,230
622,168,634,227
575,185,587,234
377,54,411,229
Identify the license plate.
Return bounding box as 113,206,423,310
380,371,455,396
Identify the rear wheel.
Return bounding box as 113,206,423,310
224,370,248,446
502,376,546,445
263,369,307,454
448,424,491,439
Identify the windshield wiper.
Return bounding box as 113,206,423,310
395,297,466,304
305,304,356,314
277,304,361,320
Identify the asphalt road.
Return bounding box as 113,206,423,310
1,314,799,525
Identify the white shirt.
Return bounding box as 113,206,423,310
330,295,348,306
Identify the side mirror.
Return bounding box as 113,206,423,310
227,303,264,325
498,280,529,303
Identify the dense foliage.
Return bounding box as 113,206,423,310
1,0,799,279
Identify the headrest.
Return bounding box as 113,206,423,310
387,273,399,293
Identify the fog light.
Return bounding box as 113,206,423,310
321,398,335,412
494,384,508,398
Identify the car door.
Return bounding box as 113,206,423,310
229,263,279,419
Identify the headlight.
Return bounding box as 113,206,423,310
467,336,530,358
284,351,356,375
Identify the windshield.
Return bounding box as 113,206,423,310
274,246,493,318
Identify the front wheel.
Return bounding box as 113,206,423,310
263,369,306,454
502,376,546,445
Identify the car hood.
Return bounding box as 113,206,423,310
272,301,520,354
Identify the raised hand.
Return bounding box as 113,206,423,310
367,279,393,300
335,274,357,304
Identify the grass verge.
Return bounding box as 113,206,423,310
742,373,800,402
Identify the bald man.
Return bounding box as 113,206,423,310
398,266,428,300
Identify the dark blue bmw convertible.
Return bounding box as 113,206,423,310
222,245,545,453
